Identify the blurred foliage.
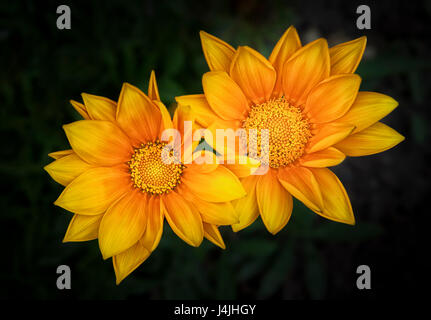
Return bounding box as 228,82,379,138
0,0,429,299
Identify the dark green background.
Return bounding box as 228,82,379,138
0,0,429,299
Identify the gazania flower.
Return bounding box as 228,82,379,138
45,72,246,284
176,26,404,234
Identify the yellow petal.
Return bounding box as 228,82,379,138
330,36,367,75
175,94,218,127
203,223,226,249
117,83,161,145
282,38,330,106
162,191,204,247
224,155,261,178
63,120,132,166
307,123,355,153
48,149,74,160
63,214,103,242
269,26,301,97
153,100,173,136
188,150,219,174
81,93,116,122
70,100,90,120
98,190,148,259
202,71,249,120
44,153,93,186
231,175,259,232
299,147,346,167
54,166,130,215
256,170,293,234
336,91,399,134
278,166,324,213
200,31,236,72
230,46,276,104
148,70,161,101
113,242,151,285
182,165,246,203
304,74,361,123
334,122,404,156
140,195,164,252
309,168,355,225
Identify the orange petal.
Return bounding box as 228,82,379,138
304,74,361,123
162,191,204,247
309,168,355,225
117,83,161,145
175,94,218,127
81,93,116,122
44,153,93,186
48,149,74,160
306,123,355,153
224,155,261,178
70,100,90,120
299,147,346,167
153,100,173,136
54,166,131,215
230,46,276,104
282,38,330,106
148,70,161,101
202,71,249,120
203,223,226,249
336,91,399,134
334,122,404,156
140,195,164,252
200,31,236,72
278,166,324,213
113,242,150,285
63,120,133,166
256,170,293,234
98,190,148,259
269,26,301,97
330,36,367,75
231,175,259,232
63,214,103,242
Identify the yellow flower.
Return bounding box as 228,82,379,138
176,26,404,234
45,72,246,284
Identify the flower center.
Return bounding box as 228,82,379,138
242,97,311,168
129,141,184,195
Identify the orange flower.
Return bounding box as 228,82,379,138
176,27,404,234
45,72,246,284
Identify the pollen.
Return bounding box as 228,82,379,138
242,97,311,168
128,140,184,195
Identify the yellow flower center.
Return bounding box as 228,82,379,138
129,141,184,195
242,97,311,168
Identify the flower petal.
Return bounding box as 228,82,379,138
231,175,259,232
336,91,399,134
282,38,330,106
269,26,301,97
70,100,90,120
230,46,276,104
299,147,346,167
202,71,249,120
309,168,355,225
48,149,74,160
81,93,116,122
162,191,204,247
44,153,93,186
200,31,236,72
278,166,324,213
330,36,367,75
306,123,355,153
113,242,150,285
304,74,361,123
182,165,246,203
175,94,218,128
203,223,226,249
117,83,161,145
224,155,261,178
54,166,131,215
63,214,103,242
153,100,173,136
63,120,133,166
140,195,164,252
148,70,161,101
256,170,293,234
334,122,404,156
99,190,148,259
